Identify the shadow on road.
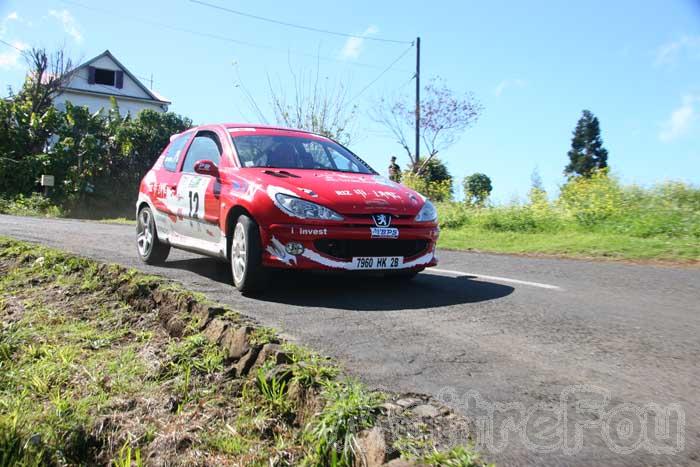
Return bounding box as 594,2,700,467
162,257,514,311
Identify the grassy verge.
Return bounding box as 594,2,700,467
438,224,700,263
436,177,700,264
0,237,490,466
0,194,135,225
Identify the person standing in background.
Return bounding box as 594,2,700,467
388,156,401,182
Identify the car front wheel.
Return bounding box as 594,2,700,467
136,206,170,264
230,214,268,294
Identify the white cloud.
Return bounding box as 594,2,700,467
7,12,19,21
659,95,698,142
654,35,700,66
494,78,526,97
339,25,378,60
48,9,82,42
0,40,28,70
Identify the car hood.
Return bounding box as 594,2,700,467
249,168,424,215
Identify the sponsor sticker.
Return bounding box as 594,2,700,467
370,227,399,238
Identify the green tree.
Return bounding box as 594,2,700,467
565,110,608,177
463,173,492,206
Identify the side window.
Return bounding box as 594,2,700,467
163,133,190,172
181,132,222,173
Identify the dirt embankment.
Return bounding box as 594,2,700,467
0,238,490,466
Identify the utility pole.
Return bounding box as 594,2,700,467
415,36,421,166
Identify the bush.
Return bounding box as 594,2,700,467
402,171,453,202
1,96,191,215
437,202,472,229
558,169,623,226
0,193,63,217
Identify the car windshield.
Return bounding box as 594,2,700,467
231,134,374,174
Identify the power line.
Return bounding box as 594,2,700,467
189,0,412,45
61,0,410,72
0,38,24,52
349,44,414,104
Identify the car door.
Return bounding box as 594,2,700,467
151,132,192,237
172,130,224,248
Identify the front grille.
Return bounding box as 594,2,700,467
314,239,428,260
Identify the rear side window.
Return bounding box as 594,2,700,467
163,133,191,172
181,131,222,173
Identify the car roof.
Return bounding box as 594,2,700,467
169,124,326,142
223,123,317,134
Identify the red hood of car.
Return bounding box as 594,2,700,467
245,168,424,216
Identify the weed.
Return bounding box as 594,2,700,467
303,379,384,465
249,326,278,346
283,344,339,387
422,445,493,467
111,442,143,467
256,367,291,415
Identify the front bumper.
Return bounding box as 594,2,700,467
261,223,439,271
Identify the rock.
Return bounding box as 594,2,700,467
234,346,261,376
412,404,440,418
202,318,228,344
220,325,252,360
380,402,403,415
253,343,287,369
382,459,425,467
192,304,225,329
395,398,420,409
164,316,186,337
353,427,386,467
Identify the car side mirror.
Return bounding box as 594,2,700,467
194,159,219,178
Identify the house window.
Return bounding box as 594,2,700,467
94,68,116,86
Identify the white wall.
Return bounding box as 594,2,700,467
64,55,152,100
54,91,167,116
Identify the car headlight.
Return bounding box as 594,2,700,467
274,193,343,221
415,200,437,222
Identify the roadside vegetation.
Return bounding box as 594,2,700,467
435,173,700,263
0,237,490,466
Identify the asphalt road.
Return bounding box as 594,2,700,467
1,214,698,466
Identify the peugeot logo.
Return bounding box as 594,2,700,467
372,214,391,227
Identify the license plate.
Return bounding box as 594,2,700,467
370,227,399,238
353,256,403,269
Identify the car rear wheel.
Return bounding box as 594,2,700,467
231,214,268,294
136,206,170,264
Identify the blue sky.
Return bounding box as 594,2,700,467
1,0,699,201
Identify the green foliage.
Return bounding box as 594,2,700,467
414,157,451,183
0,193,63,217
283,343,339,387
303,379,384,466
565,109,608,177
111,443,143,467
463,173,493,206
162,334,225,379
0,92,191,215
256,367,291,415
402,171,453,202
437,175,700,261
422,445,492,467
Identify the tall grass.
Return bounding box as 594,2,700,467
437,175,700,261
439,175,699,238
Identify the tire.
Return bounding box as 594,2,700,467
136,206,170,264
230,214,268,294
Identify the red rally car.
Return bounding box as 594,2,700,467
136,124,439,293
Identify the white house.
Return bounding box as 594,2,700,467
53,50,170,116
